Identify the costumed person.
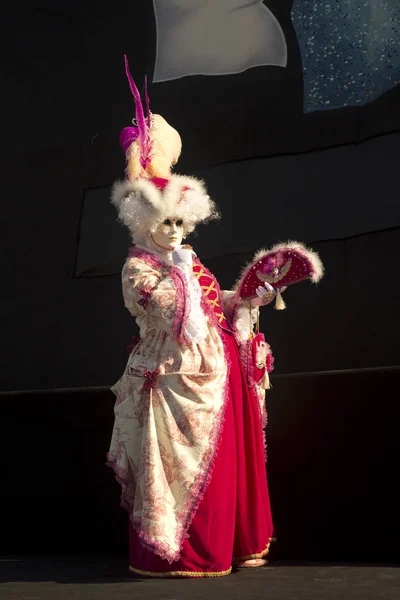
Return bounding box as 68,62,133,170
107,57,323,578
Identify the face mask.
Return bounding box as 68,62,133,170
151,217,184,251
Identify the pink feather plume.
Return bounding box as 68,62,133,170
124,55,152,171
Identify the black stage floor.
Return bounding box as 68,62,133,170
1,557,399,600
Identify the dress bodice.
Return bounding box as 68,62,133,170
192,261,231,332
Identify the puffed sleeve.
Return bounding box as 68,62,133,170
122,257,189,343
222,290,258,343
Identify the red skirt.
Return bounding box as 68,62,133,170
129,330,274,577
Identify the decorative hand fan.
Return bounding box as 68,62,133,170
238,241,324,308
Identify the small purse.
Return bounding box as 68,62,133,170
245,306,274,390
251,331,274,389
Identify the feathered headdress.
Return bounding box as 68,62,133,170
118,56,182,182
112,57,220,243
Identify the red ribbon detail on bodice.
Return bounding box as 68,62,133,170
192,263,231,331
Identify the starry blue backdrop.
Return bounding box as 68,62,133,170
291,0,400,112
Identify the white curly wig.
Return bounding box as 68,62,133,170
111,174,220,244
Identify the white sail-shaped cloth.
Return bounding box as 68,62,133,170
153,0,287,82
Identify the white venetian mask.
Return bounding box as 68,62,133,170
150,217,184,251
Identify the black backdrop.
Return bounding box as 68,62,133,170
2,0,400,563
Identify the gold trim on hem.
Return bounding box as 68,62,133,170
129,565,232,578
232,541,271,562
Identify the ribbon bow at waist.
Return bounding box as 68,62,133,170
141,369,160,393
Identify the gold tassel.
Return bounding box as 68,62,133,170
274,290,286,311
262,370,272,390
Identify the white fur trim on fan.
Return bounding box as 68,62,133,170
234,240,324,292
267,241,324,283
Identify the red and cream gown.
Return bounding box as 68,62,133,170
107,245,274,577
